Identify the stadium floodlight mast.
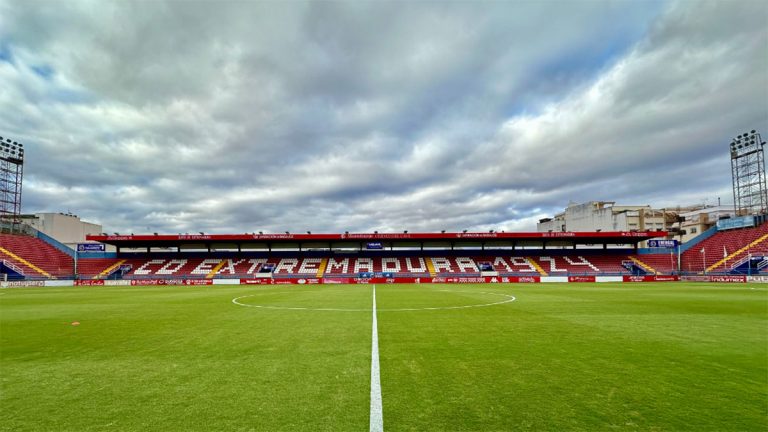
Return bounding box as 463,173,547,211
0,136,24,233
730,129,768,216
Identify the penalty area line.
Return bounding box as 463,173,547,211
370,285,383,432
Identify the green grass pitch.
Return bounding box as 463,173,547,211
1,283,766,431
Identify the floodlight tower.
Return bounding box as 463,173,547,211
0,136,24,231
731,130,767,216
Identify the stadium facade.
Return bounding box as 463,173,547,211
2,219,767,286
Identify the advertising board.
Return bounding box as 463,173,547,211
77,243,106,252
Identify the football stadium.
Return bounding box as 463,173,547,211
1,1,768,431
2,180,768,430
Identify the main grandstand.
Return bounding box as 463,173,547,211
3,217,768,285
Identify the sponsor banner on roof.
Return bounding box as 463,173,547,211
89,230,667,244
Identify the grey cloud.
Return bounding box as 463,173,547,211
2,0,765,234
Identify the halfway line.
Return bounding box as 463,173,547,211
370,285,383,432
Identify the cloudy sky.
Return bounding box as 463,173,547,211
0,0,766,234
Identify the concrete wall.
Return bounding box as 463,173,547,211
25,213,103,249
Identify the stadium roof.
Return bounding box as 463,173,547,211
86,231,667,248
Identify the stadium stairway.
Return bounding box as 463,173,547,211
425,258,437,277
76,258,124,279
526,258,549,276
99,259,127,278
628,256,658,274
633,254,676,274
316,258,329,278
205,260,227,279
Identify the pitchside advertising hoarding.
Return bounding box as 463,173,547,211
623,275,680,282
8,275,761,287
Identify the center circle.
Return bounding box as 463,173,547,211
231,290,516,312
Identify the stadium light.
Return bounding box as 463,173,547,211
0,136,25,229
731,129,768,215
0,138,25,162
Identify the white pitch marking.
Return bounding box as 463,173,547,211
231,291,516,312
370,285,383,432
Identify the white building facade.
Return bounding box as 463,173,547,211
22,213,103,249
